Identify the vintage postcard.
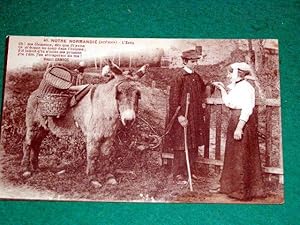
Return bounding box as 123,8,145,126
0,36,283,203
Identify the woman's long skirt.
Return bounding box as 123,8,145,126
220,109,266,200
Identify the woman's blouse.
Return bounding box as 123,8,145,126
223,80,255,122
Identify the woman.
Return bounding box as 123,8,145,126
213,62,266,201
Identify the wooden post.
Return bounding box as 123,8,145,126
94,57,97,70
165,86,171,122
99,57,102,71
265,106,272,181
254,39,264,75
215,105,222,174
203,104,211,175
162,86,171,167
265,87,273,182
118,52,121,67
278,105,284,184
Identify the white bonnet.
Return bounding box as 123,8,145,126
230,62,256,80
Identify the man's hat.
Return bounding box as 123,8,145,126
181,49,202,60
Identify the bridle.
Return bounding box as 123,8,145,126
115,79,140,124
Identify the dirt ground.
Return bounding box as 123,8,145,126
0,151,283,203
0,67,283,204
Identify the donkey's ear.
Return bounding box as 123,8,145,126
132,64,149,80
107,59,123,75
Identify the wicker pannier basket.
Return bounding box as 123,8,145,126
38,94,70,117
44,66,73,90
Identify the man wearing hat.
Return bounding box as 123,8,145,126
164,48,214,184
74,61,87,85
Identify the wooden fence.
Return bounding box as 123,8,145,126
161,85,283,183
201,97,283,183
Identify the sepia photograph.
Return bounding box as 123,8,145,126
0,36,283,203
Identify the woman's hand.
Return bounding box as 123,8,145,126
212,82,228,103
234,120,246,140
178,115,188,128
234,127,243,140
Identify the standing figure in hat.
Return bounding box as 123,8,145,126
74,61,87,85
212,62,266,200
164,48,214,184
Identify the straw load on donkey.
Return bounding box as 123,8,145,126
21,62,148,187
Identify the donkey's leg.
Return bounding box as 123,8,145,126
100,138,118,185
21,127,35,170
21,143,31,173
21,125,38,176
86,136,102,184
31,128,48,171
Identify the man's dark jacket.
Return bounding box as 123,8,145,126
164,68,207,152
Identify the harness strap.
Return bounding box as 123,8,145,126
161,106,181,138
49,70,71,82
70,84,93,107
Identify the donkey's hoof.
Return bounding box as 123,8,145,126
90,180,102,188
106,174,118,185
22,171,32,178
106,177,118,185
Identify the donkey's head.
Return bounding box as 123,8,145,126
115,79,141,126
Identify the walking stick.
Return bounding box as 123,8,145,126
184,93,193,191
